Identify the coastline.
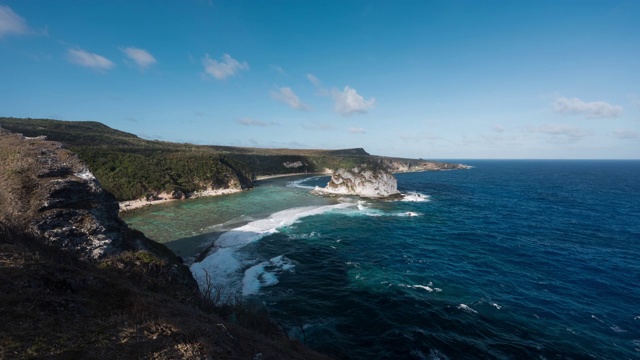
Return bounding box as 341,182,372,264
255,171,331,181
118,188,242,213
119,165,469,213
118,172,330,213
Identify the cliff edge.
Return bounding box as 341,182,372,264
0,128,329,359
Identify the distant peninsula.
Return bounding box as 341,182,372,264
0,117,468,211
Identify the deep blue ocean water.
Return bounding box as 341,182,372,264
124,160,640,359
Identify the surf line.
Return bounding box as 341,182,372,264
190,203,355,301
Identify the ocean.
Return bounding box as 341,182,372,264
122,160,640,359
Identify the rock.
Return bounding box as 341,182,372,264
0,130,186,263
316,167,400,198
283,161,304,168
171,189,186,199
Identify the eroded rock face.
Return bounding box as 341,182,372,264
318,167,400,198
30,171,126,260
0,131,177,262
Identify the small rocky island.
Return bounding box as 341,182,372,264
315,167,401,198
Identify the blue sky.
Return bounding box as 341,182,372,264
1,0,639,159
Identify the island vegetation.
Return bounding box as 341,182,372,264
0,117,464,202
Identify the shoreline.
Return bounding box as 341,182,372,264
119,166,470,214
255,171,331,181
118,172,330,213
118,188,243,213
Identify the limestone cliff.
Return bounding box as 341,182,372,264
0,129,181,262
317,167,401,198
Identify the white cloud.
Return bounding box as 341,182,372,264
348,127,366,134
271,65,286,74
202,53,248,80
331,86,376,116
121,47,156,70
302,122,336,131
527,123,590,142
67,48,115,70
0,5,30,37
270,87,310,111
306,73,329,96
236,118,274,127
613,129,639,140
552,96,623,118
492,125,505,133
307,73,322,88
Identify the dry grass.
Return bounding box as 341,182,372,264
0,225,330,359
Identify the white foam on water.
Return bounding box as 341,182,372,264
191,202,355,300
591,315,604,323
428,349,450,360
398,283,442,293
610,325,627,333
242,255,295,296
457,304,478,314
401,192,431,202
190,247,242,300
634,315,640,320
287,177,319,189
413,284,434,292
215,203,353,248
397,211,422,217
491,302,502,310
201,215,253,232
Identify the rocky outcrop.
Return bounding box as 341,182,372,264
0,130,185,263
283,160,305,168
382,158,471,173
315,167,401,198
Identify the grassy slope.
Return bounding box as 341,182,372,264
0,226,329,360
0,117,378,201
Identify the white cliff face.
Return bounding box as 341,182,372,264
316,168,400,198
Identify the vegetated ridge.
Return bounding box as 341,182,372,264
0,117,466,202
0,127,329,359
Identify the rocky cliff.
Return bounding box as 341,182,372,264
0,129,180,262
316,167,401,198
0,128,328,359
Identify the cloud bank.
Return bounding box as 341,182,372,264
331,86,376,116
236,118,274,127
270,87,309,111
527,123,590,142
0,5,30,37
552,96,623,118
613,129,639,140
348,127,366,134
203,53,248,80
121,47,156,70
67,48,115,70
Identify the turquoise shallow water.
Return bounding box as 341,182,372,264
123,161,640,359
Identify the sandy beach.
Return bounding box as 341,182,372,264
118,188,242,213
254,171,331,181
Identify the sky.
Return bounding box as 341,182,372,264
1,0,639,159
